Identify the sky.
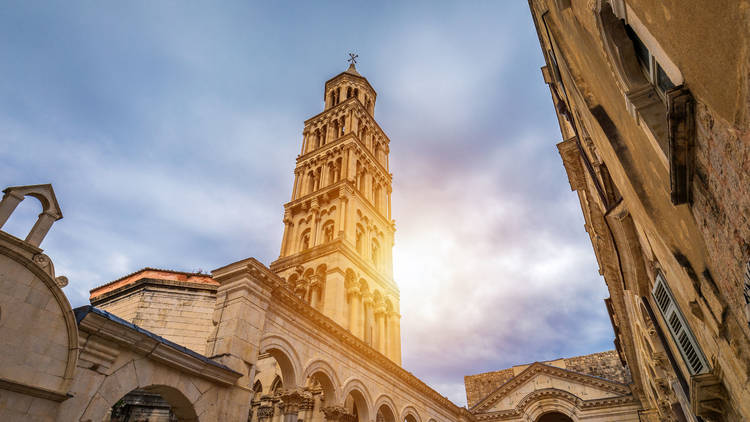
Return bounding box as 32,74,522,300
0,1,614,406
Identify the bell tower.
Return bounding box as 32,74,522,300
270,59,401,365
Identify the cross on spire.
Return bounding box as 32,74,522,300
348,52,358,65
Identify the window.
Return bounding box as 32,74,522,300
300,229,311,251
624,24,675,99
355,225,364,254
651,273,709,375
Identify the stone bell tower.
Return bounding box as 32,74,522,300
270,59,401,364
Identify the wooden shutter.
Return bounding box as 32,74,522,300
652,273,709,375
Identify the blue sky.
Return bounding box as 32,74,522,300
0,1,613,406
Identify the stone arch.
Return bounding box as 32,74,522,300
114,385,200,422
536,412,574,422
400,405,421,422
0,184,63,247
0,242,78,395
303,359,341,405
373,395,397,422
342,378,373,422
518,389,580,422
259,335,302,388
79,360,210,422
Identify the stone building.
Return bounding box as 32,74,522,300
528,0,750,420
464,351,640,421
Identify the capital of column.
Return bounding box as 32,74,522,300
280,389,306,415
311,198,320,211
362,292,373,306
346,286,361,298
321,406,355,422
374,304,386,316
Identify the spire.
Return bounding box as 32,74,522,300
346,52,361,76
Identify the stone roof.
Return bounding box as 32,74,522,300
89,267,218,300
464,350,631,408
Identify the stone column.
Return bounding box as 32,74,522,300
347,286,361,337
0,190,24,228
26,210,57,247
337,193,348,240
323,271,347,327
311,199,320,246
279,390,306,422
375,304,386,355
346,148,357,182
280,213,293,257
292,171,301,201
362,292,373,345
322,406,354,422
388,311,401,364
257,398,275,422
310,275,321,310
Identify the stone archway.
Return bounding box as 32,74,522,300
108,385,199,422
537,412,573,422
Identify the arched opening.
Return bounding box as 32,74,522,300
322,220,336,244
344,389,370,422
300,229,311,252
107,385,198,422
371,239,380,267
376,404,396,422
536,412,573,422
404,413,418,422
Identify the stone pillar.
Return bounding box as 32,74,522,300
322,406,354,422
337,194,348,240
279,390,306,422
257,398,275,422
311,199,320,246
0,190,24,228
206,262,273,419
310,275,321,310
26,210,57,247
362,292,373,345
347,148,357,182
280,212,293,257
375,304,386,355
347,286,361,337
292,171,301,201
388,311,401,364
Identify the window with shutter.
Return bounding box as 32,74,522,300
651,273,709,375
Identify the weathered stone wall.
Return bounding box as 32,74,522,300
563,350,631,384
464,369,513,408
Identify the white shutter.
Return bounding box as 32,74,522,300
651,273,709,375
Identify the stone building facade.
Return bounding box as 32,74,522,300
528,0,750,420
464,351,640,421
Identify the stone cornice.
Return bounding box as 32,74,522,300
76,307,242,386
471,362,632,413
226,259,468,419
472,387,638,421
0,376,70,402
90,278,218,305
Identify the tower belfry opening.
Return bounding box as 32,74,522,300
270,61,400,364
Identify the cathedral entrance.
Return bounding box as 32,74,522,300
536,412,573,422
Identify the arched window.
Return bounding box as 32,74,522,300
335,157,342,182
313,129,321,150
252,380,263,395
371,239,379,266
322,220,335,243
340,116,346,136
321,125,327,145
355,225,364,254
332,120,339,140
347,87,352,99
271,375,283,393
300,229,311,252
